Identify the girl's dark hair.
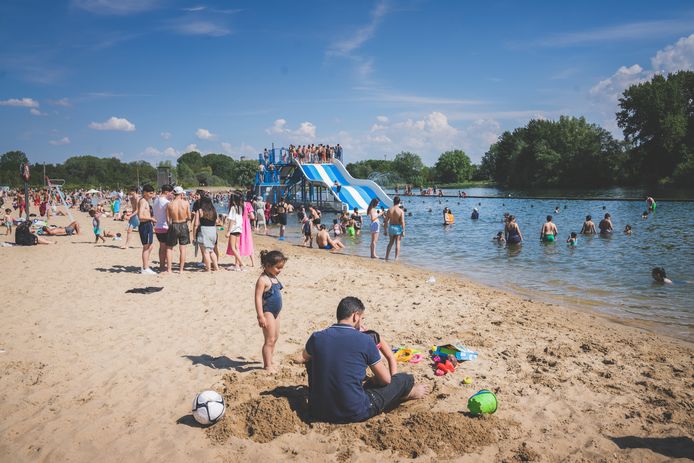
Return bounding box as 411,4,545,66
652,267,666,280
260,250,287,267
229,194,242,214
366,197,379,215
200,196,217,221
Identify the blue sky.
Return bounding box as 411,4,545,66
1,0,694,166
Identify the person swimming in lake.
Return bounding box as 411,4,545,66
624,224,632,235
540,215,558,242
580,215,596,235
493,231,505,244
471,208,479,220
652,267,672,284
504,215,523,245
566,232,577,246
443,207,454,225
599,213,613,235
642,210,649,219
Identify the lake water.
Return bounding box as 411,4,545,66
264,188,694,341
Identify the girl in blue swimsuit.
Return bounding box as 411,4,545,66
254,250,288,372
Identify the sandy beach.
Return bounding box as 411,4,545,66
0,211,692,463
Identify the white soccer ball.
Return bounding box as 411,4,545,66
192,390,225,425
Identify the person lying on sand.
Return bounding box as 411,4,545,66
41,221,80,236
316,225,344,251
301,297,429,423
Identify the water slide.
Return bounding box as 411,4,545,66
297,160,392,212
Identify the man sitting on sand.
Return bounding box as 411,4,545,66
41,221,80,236
302,297,429,423
316,224,344,251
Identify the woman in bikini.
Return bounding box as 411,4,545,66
367,197,382,259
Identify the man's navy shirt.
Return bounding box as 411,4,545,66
305,323,381,423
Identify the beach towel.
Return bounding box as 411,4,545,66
238,201,254,257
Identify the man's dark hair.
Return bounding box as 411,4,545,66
393,195,401,205
336,296,365,321
142,184,154,193
161,184,173,193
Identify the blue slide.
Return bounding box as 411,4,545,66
297,160,392,212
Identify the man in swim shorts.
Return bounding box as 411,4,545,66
384,196,405,261
165,186,192,273
540,215,558,242
301,297,429,423
137,184,157,274
276,197,288,240
316,224,344,251
42,221,81,236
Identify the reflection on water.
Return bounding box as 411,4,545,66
278,188,694,340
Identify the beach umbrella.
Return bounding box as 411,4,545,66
85,189,100,194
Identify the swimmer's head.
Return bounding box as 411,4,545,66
546,215,552,222
320,224,326,230
652,267,667,282
625,224,632,231
570,232,577,238
605,213,611,219
393,196,401,206
586,215,592,221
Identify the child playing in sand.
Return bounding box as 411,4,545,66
357,320,398,375
566,232,578,246
3,208,12,236
254,250,288,372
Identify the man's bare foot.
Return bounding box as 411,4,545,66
405,383,429,401
264,366,277,374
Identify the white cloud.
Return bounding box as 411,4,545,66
72,0,160,15
161,131,171,140
30,108,47,116
49,137,71,146
168,20,231,37
328,0,389,56
265,118,316,142
221,142,256,156
185,143,199,153
142,146,178,158
295,122,316,139
88,116,136,131
522,19,694,48
376,115,389,123
195,128,216,140
183,6,206,12
0,97,39,108
266,118,288,135
48,98,71,107
651,33,694,73
590,64,651,103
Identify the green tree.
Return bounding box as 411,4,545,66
392,151,424,184
202,153,235,183
177,151,205,173
433,149,473,183
177,163,197,187
0,150,30,187
231,160,258,187
617,70,694,184
345,159,393,179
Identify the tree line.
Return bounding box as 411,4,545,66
1,71,691,189
349,71,694,188
0,150,258,189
